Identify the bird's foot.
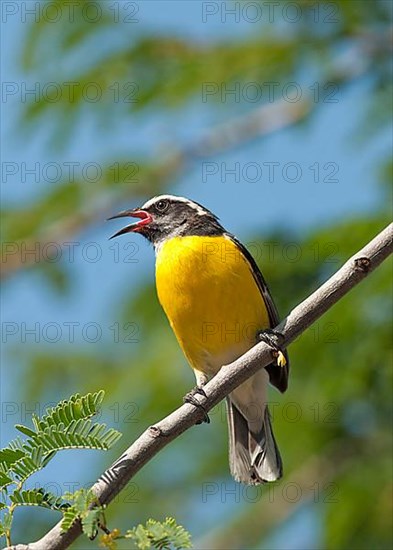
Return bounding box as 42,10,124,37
183,386,210,424
88,519,110,541
257,328,287,368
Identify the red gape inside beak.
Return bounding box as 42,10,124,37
108,209,152,239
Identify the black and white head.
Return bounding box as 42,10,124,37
108,195,225,246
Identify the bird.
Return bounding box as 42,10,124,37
109,194,289,484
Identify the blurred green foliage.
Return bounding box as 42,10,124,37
1,1,392,549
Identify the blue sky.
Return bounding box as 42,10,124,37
1,2,391,547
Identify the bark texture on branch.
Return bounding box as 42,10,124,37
5,222,393,550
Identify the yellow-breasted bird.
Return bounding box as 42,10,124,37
109,195,289,484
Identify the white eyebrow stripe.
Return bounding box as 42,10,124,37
141,194,207,216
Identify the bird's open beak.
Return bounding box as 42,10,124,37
107,209,152,239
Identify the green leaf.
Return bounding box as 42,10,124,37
33,391,105,432
10,446,44,482
15,424,36,437
25,419,121,454
129,524,151,550
10,445,44,482
0,448,26,466
126,518,192,550
42,450,56,467
0,391,121,544
0,472,13,491
10,488,66,510
61,507,79,532
0,511,13,533
61,489,103,537
82,509,101,539
63,488,97,511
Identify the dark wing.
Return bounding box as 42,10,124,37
226,234,289,393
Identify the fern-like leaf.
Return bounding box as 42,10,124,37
10,488,66,510
82,509,102,539
1,390,120,544
24,420,121,454
15,424,36,437
0,511,13,536
61,507,79,532
4,440,56,485
0,471,14,491
33,391,105,432
8,437,26,452
0,438,28,471
0,448,26,466
10,446,44,482
63,487,97,511
61,488,104,538
126,518,192,550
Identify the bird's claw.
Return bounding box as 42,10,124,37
183,386,210,424
257,328,287,368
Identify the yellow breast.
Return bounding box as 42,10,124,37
155,235,270,375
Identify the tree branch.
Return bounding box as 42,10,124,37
5,222,392,550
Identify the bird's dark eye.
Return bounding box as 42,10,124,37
155,199,169,213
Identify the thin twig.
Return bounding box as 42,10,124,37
5,223,392,550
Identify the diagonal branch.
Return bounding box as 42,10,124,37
6,223,392,550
